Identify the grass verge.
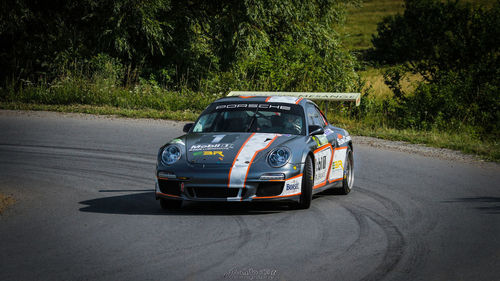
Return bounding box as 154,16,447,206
0,102,200,121
331,115,499,162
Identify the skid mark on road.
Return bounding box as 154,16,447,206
183,216,253,280
0,143,153,158
347,203,405,281
0,144,155,165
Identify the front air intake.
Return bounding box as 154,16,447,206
188,187,241,198
158,179,181,196
256,182,284,197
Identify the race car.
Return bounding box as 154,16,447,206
155,91,359,209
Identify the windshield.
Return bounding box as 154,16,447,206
192,102,305,135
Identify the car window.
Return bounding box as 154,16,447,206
193,113,216,132
192,102,306,135
306,104,326,128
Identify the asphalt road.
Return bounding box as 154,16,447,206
1,111,499,281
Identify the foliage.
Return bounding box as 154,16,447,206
371,0,500,79
370,0,499,137
1,74,213,113
0,0,361,93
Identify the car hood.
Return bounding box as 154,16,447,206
184,132,300,165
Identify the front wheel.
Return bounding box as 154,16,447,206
338,147,354,195
294,155,313,209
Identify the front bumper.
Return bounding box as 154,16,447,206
155,164,303,202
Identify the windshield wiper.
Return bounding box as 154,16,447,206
246,106,260,132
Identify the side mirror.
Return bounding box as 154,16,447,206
308,125,324,136
183,123,194,133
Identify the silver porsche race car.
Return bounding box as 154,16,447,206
155,92,358,209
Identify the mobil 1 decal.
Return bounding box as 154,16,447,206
189,134,238,152
329,147,347,182
313,145,333,187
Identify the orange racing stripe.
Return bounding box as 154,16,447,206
228,133,255,188
243,135,279,187
156,192,180,198
253,193,301,199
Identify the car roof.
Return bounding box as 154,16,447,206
214,95,314,107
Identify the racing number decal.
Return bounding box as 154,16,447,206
211,135,225,143
329,147,347,182
313,144,333,188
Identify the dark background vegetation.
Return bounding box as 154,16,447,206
0,0,360,92
371,0,499,136
0,0,498,158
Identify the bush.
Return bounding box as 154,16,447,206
370,0,499,137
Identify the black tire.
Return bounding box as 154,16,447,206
295,155,313,209
338,147,354,195
160,198,183,210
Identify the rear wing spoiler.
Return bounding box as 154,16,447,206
227,91,361,106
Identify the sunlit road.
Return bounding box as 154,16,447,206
1,111,499,281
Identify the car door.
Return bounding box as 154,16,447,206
305,103,335,188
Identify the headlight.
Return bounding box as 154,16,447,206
267,147,291,168
161,145,181,165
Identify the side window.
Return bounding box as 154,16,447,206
193,113,217,132
306,104,326,128
318,109,328,126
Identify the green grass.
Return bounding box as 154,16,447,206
344,0,497,51
344,0,497,99
330,114,499,161
344,0,405,51
358,67,422,98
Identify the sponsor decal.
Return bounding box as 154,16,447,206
193,151,224,158
312,134,329,147
281,175,302,196
170,138,184,145
189,143,234,151
329,147,347,181
324,128,333,136
313,146,333,187
312,136,320,147
337,134,351,145
216,104,291,111
285,182,299,191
